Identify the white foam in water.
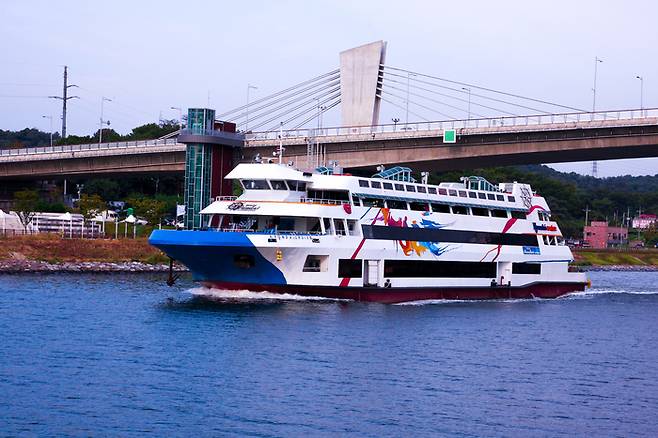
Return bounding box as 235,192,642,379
187,287,347,302
562,289,658,299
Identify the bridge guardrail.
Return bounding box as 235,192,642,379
0,138,181,157
245,108,658,141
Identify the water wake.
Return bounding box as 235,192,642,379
187,287,346,302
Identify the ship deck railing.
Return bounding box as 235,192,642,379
206,227,358,237
299,197,348,205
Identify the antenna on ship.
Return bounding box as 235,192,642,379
274,121,285,164
421,171,429,185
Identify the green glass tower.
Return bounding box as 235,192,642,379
180,108,244,229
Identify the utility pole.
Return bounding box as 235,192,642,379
99,97,112,144
636,75,644,115
584,205,590,227
245,84,257,133
48,66,79,142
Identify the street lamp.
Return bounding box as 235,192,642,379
592,56,603,114
462,87,472,122
405,72,417,127
170,106,183,131
99,97,112,144
392,117,400,131
635,75,644,115
42,115,53,147
245,84,258,132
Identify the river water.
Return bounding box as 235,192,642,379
1,271,657,437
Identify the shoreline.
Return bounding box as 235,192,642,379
0,260,188,274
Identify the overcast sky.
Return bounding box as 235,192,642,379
1,0,656,177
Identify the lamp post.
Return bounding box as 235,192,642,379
635,75,644,115
99,97,112,144
592,56,603,114
170,106,183,131
42,115,53,147
392,117,400,131
245,84,258,132
462,87,471,122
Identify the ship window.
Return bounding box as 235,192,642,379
307,189,349,202
417,186,427,193
471,207,490,217
384,260,496,278
508,196,516,202
358,179,369,188
386,200,408,210
458,190,467,197
512,263,541,275
448,189,457,196
303,255,328,272
334,219,347,235
543,235,551,245
431,203,450,213
410,202,429,212
468,191,477,198
478,193,486,199
233,254,255,269
511,210,526,220
371,181,382,189
452,205,468,215
241,179,270,190
270,180,288,190
286,180,306,191
496,195,505,201
339,259,362,278
395,183,405,191
361,197,383,208
383,182,393,190
352,195,361,206
439,188,448,195
347,220,359,236
322,218,332,234
492,209,508,218
406,185,416,192
487,194,496,200
428,187,437,194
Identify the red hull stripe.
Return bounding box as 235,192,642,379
200,281,587,304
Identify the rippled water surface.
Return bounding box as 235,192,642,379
1,271,657,436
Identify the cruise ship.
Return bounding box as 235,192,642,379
149,163,588,303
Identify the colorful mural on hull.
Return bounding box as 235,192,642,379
373,208,453,257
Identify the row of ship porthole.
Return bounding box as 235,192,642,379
358,179,515,203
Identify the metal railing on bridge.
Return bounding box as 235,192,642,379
246,108,658,142
0,138,181,157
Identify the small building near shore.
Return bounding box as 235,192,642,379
632,214,656,230
583,221,628,249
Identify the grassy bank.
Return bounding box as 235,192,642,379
0,234,168,264
573,249,658,266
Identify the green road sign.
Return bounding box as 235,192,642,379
443,129,456,143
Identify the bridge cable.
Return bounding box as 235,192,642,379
230,79,340,125
248,87,341,131
216,69,340,118
381,65,586,112
380,83,490,118
378,87,459,120
262,93,341,132
382,74,520,116
382,70,550,115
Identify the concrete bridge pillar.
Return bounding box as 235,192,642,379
339,40,387,127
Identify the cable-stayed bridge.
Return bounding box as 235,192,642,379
1,41,657,180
